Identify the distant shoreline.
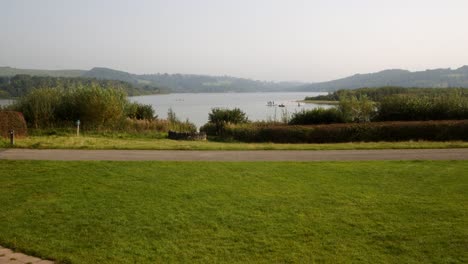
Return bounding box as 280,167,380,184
298,100,339,105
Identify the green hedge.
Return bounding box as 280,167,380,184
217,120,468,143
289,108,344,125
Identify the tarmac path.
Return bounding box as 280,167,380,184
1,148,468,161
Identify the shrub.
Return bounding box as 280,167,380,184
206,108,248,134
377,93,468,121
122,118,169,133
199,122,217,136
208,108,248,124
338,95,376,122
289,108,344,125
68,86,127,129
0,111,28,138
126,102,156,120
15,88,62,128
13,86,131,130
218,120,468,143
167,108,197,133
306,87,468,103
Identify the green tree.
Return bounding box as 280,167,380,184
208,108,248,134
338,95,375,122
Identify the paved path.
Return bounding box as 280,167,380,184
0,245,53,264
1,148,468,161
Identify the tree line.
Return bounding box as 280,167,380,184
0,75,162,98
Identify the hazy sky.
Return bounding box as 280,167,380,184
1,0,468,82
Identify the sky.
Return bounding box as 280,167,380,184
1,0,468,82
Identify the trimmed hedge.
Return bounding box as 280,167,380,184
289,108,345,125
217,120,468,143
0,111,28,138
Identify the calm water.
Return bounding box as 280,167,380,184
131,92,329,128
1,93,330,128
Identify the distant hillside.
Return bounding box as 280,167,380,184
83,67,304,93
0,66,84,78
3,65,468,93
297,66,468,91
0,75,162,98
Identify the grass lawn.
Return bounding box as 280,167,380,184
0,161,466,263
1,134,468,150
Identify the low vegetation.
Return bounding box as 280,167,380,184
2,132,468,150
305,87,468,102
211,120,468,143
289,108,344,125
201,108,249,135
6,86,166,133
167,108,197,133
0,160,466,263
3,85,468,144
377,93,468,121
300,88,468,124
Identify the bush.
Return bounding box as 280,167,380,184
67,86,128,129
199,122,217,136
289,108,344,125
206,108,248,134
13,86,132,130
306,87,468,103
217,120,468,143
208,108,248,124
0,111,28,138
126,102,156,120
15,88,62,128
377,93,468,121
122,118,169,133
167,108,197,133
338,95,376,122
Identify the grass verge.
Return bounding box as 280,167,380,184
0,161,466,263
1,135,468,150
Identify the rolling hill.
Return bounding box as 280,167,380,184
0,66,85,78
82,67,305,93
297,66,468,91
2,65,468,93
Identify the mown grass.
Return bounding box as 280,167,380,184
0,161,466,263
1,134,468,150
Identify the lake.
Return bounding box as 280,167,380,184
1,93,330,128
131,92,329,128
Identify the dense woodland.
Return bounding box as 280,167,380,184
0,75,162,98
306,87,468,101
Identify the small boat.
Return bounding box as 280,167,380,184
267,101,276,106
278,104,285,108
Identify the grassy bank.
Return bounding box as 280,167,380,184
1,134,468,150
299,99,339,105
0,161,466,263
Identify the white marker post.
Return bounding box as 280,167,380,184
76,119,80,137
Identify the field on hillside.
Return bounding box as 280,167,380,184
0,161,466,263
